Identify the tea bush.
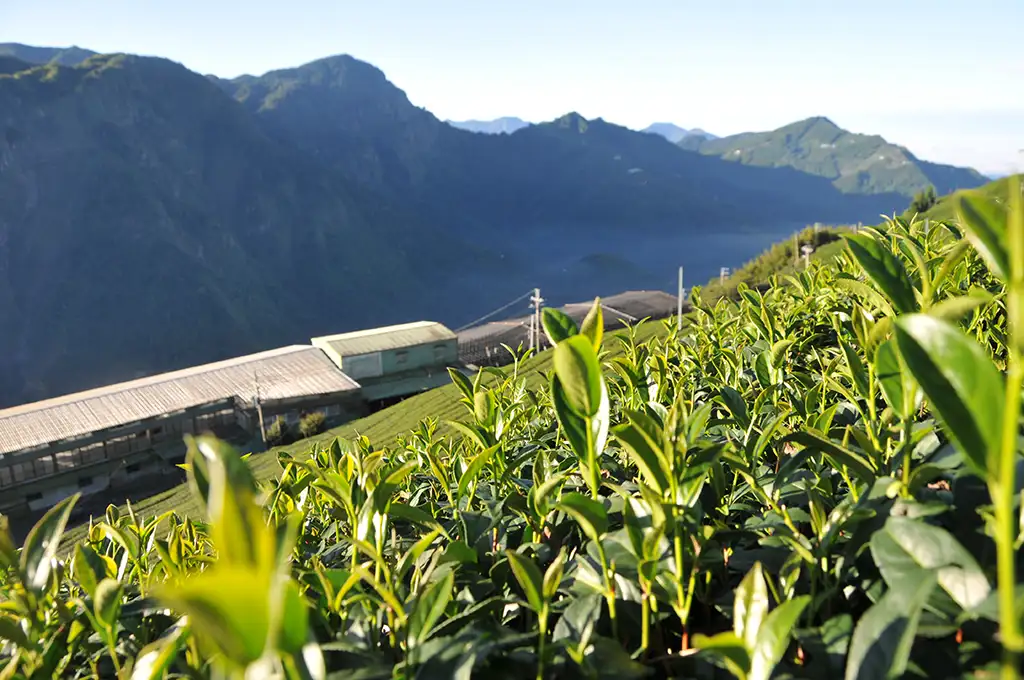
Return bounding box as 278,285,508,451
299,412,327,439
1,181,1023,679
266,416,294,446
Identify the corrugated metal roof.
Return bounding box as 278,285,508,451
0,346,360,456
312,321,455,358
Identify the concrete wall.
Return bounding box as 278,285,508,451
380,339,458,375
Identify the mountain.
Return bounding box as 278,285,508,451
447,117,530,134
641,123,716,143
0,53,493,405
0,48,950,406
679,116,988,197
0,43,96,66
215,57,900,234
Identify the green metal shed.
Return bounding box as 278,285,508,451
311,321,459,402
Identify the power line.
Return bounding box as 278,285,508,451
455,290,536,332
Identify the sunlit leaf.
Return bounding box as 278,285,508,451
894,314,1004,477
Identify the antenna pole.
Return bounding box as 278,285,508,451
677,266,684,331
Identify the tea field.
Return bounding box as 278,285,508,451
3,189,1024,679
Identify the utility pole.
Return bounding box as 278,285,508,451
720,267,729,283
530,288,543,350
793,233,799,266
253,371,267,447
677,266,684,331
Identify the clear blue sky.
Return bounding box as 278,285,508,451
3,0,1022,174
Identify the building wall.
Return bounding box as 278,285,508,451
0,391,364,517
379,339,458,375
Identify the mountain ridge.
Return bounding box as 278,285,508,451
0,46,983,407
679,115,987,197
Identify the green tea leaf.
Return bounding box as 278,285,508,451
928,291,992,322
551,374,589,461
894,314,1004,477
505,550,544,614
844,572,936,680
957,193,1009,281
157,567,273,667
557,493,609,543
840,340,870,401
613,414,671,495
20,493,79,592
93,578,122,633
845,234,918,314
874,338,919,420
456,445,499,499
734,562,768,650
447,367,474,401
692,631,751,679
750,596,810,680
408,569,455,647
542,307,579,345
783,430,876,486
0,614,28,648
870,517,990,610
543,549,567,601
130,621,188,680
580,298,604,351
553,335,604,417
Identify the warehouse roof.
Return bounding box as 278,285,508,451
0,346,360,456
311,321,455,358
456,290,681,366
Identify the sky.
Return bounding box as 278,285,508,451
2,0,1022,175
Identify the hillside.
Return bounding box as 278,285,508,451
0,42,96,66
681,116,988,197
0,48,954,407
0,54,492,406
447,116,530,134
923,173,1023,221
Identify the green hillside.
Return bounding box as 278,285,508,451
923,173,1023,221
682,116,988,197
57,222,851,545
20,181,1024,679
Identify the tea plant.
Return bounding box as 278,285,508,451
1,179,1023,679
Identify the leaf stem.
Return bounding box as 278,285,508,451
995,353,1023,680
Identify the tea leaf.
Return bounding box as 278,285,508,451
553,335,604,417
557,493,609,543
894,314,1004,477
20,493,79,592
784,431,876,485
542,307,579,345
408,570,455,647
505,550,544,614
957,193,1009,281
870,517,990,611
580,298,604,351
844,572,936,680
750,596,810,680
692,631,751,679
734,562,768,650
845,234,919,314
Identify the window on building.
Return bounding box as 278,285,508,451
78,476,93,488
395,350,409,365
126,463,141,474
26,492,42,503
433,344,448,361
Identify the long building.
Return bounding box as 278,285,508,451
0,345,363,516
312,321,459,405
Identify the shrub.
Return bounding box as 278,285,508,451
264,416,291,446
298,411,326,439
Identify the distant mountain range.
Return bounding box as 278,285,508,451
447,117,530,134
0,42,988,406
678,116,988,196
641,123,717,144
